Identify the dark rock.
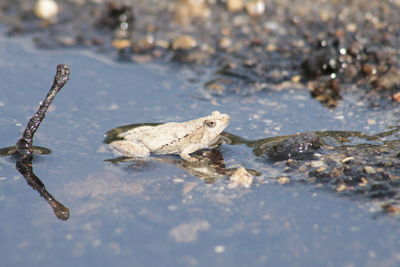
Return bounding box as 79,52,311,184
262,133,322,161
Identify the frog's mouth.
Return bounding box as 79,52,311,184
223,115,230,123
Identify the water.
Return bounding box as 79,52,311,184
0,34,399,267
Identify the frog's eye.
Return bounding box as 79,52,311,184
204,120,216,128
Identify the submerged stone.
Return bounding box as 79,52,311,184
261,133,322,161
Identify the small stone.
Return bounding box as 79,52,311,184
226,0,244,12
172,35,197,50
245,0,266,17
382,203,400,214
367,119,376,125
265,43,277,52
319,10,331,21
277,176,290,184
341,157,354,163
364,166,376,174
34,0,58,21
291,75,301,83
228,167,253,188
376,72,399,90
362,63,377,76
359,177,368,187
134,36,154,51
316,166,327,172
206,81,226,92
392,92,400,103
174,0,209,24
214,245,226,254
111,39,131,50
181,0,209,17
335,183,347,192
298,165,308,172
346,23,358,32
310,160,325,168
219,37,232,49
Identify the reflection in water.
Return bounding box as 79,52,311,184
0,146,52,156
0,64,70,220
106,150,261,184
0,147,70,220
16,158,70,220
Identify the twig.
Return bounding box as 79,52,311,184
16,64,70,161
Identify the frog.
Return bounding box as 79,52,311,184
108,111,230,161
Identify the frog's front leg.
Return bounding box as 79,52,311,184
109,140,150,158
179,145,201,162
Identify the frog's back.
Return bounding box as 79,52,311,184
118,120,203,154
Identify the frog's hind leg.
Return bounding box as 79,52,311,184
109,140,150,158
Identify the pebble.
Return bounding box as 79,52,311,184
34,0,59,21
214,245,226,254
219,37,232,49
291,75,301,83
206,81,226,92
392,92,400,102
310,160,325,168
174,0,209,24
341,156,355,163
277,176,290,184
335,183,347,192
364,166,376,174
111,39,131,49
245,0,266,17
134,36,154,51
172,35,198,50
359,177,369,187
226,0,244,12
346,23,358,32
228,167,254,188
382,203,400,214
265,43,277,52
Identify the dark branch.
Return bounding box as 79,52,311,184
16,64,70,161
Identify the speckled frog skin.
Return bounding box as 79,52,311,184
109,111,230,161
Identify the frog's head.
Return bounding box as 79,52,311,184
201,111,230,141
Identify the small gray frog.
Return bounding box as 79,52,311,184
109,111,230,161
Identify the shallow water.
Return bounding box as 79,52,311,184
1,34,400,267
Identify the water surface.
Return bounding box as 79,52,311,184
1,34,399,267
